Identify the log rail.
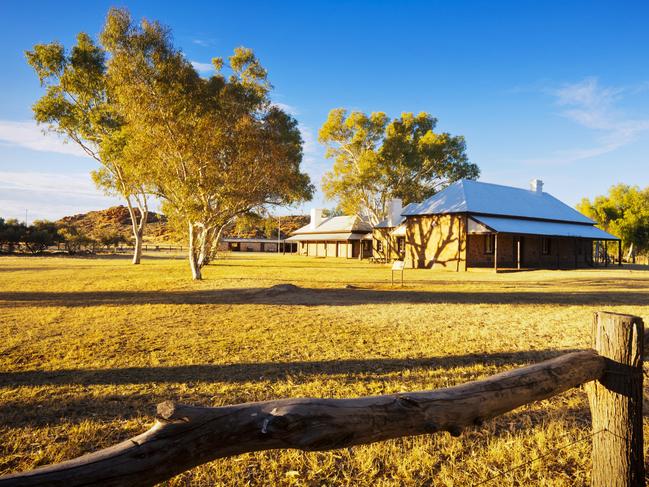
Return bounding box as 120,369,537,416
0,313,645,487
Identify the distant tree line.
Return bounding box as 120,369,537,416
0,218,130,255
578,184,649,262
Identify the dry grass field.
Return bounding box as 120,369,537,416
1,253,648,486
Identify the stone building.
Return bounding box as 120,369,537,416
397,179,620,271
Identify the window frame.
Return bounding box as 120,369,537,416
484,234,495,255
396,236,406,257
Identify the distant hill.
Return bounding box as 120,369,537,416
56,206,168,243
55,207,310,243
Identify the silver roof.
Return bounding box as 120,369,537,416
291,215,372,235
286,232,366,241
223,238,284,243
472,215,619,240
403,179,593,224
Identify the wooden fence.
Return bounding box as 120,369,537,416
0,311,645,486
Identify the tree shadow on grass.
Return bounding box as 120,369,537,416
1,285,648,307
0,349,584,427
0,350,596,444
0,349,579,388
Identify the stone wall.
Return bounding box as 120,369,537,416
404,214,467,270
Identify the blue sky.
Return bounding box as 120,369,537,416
1,1,648,221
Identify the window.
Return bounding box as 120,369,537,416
397,237,405,255
542,237,551,255
484,234,495,254
376,240,383,252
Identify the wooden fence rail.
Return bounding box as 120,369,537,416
0,312,644,487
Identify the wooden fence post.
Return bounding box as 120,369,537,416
587,311,644,487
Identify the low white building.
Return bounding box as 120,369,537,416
286,209,372,259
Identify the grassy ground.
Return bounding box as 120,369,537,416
1,253,648,486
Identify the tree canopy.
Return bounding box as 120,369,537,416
100,8,313,279
319,109,479,224
577,184,649,259
25,32,150,264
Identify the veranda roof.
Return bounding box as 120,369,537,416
470,216,619,240
285,232,366,242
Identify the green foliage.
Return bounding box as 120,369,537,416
57,224,94,254
577,184,649,256
95,229,130,248
233,212,265,236
319,109,478,224
100,8,313,278
0,219,27,252
26,33,115,160
24,221,61,254
26,29,150,262
0,219,64,254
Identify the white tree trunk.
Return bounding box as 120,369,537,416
132,224,144,265
125,197,147,265
626,243,635,264
188,223,202,280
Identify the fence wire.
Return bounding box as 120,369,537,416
472,428,605,486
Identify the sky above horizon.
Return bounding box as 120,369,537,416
1,1,648,222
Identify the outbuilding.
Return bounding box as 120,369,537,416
286,209,373,259
220,237,296,253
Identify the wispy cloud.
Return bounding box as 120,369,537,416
298,125,320,163
190,60,214,74
0,120,88,158
0,171,123,221
271,102,299,116
192,39,211,47
526,77,649,165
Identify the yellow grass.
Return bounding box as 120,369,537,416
1,253,648,486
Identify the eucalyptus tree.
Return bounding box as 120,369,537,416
26,34,150,264
101,8,312,279
578,184,649,261
319,109,479,225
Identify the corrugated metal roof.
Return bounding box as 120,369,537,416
471,215,619,240
223,238,284,243
403,179,594,224
286,232,365,241
291,215,372,235
374,203,417,228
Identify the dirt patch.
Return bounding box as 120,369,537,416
257,283,301,297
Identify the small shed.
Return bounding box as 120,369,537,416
219,237,289,253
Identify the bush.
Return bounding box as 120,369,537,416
0,219,27,253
